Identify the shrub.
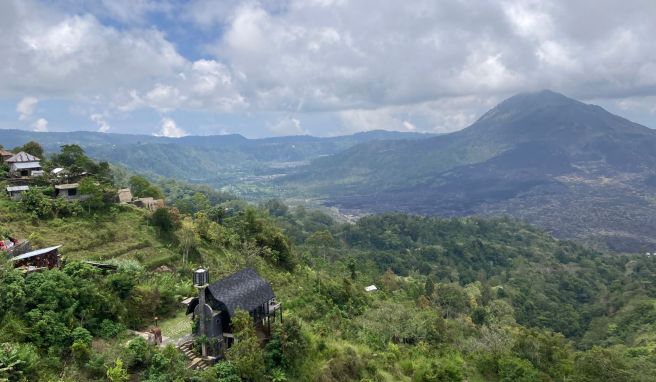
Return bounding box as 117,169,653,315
98,319,125,339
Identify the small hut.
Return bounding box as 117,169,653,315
10,245,62,271
0,149,14,163
117,188,133,204
6,185,29,200
55,183,80,199
131,197,165,211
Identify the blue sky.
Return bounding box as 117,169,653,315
1,0,655,138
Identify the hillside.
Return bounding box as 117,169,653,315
3,184,656,381
282,91,656,252
0,129,432,198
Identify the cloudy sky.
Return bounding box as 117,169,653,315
0,0,655,138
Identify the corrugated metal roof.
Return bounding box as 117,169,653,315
11,245,62,261
6,186,29,192
7,152,40,163
206,268,275,316
11,162,41,169
0,149,14,157
55,183,79,190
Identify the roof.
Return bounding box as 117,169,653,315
52,168,65,174
207,268,275,316
11,245,62,262
6,186,29,192
0,149,14,157
7,152,40,163
365,285,378,292
55,183,79,190
11,162,41,169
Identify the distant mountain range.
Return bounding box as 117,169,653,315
0,128,432,198
282,90,656,252
3,90,656,251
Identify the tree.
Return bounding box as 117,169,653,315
14,141,43,158
178,217,198,264
151,208,176,233
0,342,39,381
53,144,86,167
78,178,106,212
226,309,266,382
106,359,129,382
306,230,335,261
497,356,540,382
433,283,468,319
129,175,163,199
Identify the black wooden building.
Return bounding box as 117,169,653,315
185,268,281,356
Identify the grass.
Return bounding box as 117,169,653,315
0,198,178,266
158,311,193,343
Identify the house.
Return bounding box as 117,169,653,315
117,188,133,204
6,185,29,200
10,245,62,271
184,268,281,358
131,197,165,211
55,183,80,199
0,149,14,163
51,168,67,177
6,152,42,177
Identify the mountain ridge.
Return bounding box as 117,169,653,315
281,90,656,251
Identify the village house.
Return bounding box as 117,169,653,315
6,152,43,178
0,149,14,163
10,245,62,271
183,268,281,359
117,188,133,204
131,197,165,211
55,183,80,199
6,185,29,200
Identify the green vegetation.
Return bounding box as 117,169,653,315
2,142,656,381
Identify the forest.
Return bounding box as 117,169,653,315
1,141,656,381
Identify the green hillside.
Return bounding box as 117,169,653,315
2,142,656,381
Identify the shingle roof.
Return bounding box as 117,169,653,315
7,152,40,163
207,268,275,316
11,245,61,261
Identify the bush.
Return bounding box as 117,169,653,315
497,356,540,382
98,319,125,339
0,342,40,381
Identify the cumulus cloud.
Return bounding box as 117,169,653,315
90,113,110,132
16,97,38,120
267,116,307,136
32,117,48,132
155,117,187,137
2,0,656,135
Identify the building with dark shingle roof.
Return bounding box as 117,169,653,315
184,268,281,357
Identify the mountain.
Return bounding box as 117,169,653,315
0,129,432,197
282,90,656,251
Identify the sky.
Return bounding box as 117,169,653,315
0,0,655,138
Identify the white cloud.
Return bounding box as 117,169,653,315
267,116,307,136
90,113,110,132
2,0,656,135
32,118,48,132
155,117,186,137
16,97,38,120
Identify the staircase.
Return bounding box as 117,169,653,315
178,340,211,371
